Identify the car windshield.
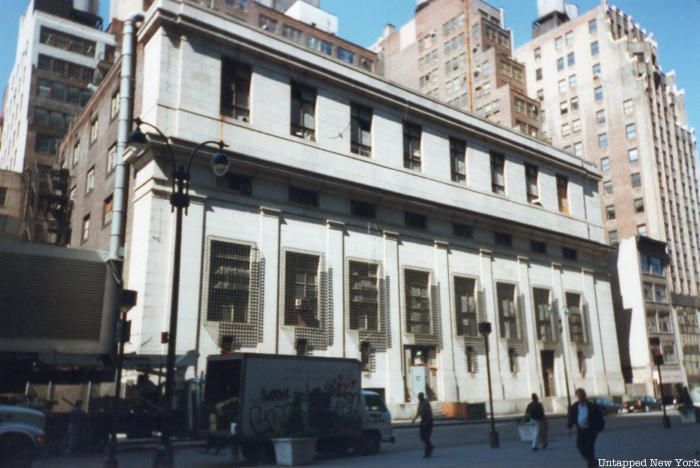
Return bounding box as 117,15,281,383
364,393,387,412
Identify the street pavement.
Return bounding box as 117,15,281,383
37,412,700,467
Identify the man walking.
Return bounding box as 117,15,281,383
411,392,434,458
525,393,547,451
567,388,605,467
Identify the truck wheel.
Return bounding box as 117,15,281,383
0,433,34,468
361,432,381,456
241,443,260,464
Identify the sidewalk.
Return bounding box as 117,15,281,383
392,412,567,429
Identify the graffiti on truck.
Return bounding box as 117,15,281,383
247,373,362,437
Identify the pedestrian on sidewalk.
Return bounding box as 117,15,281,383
66,400,85,454
411,392,434,458
524,393,548,451
567,388,605,468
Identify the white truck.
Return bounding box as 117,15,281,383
204,354,394,463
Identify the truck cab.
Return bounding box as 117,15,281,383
361,390,395,453
0,404,45,467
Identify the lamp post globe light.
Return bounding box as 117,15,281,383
478,321,499,448
649,337,671,429
128,118,230,467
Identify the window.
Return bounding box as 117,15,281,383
535,68,543,81
86,166,95,194
565,31,574,46
36,134,60,154
557,57,564,71
563,247,578,260
578,350,586,376
81,215,90,243
40,27,96,57
37,54,94,82
601,157,610,172
336,47,355,65
623,99,634,116
572,119,581,133
631,172,641,188
525,164,539,203
568,74,577,88
258,14,277,32
350,103,372,156
603,181,613,195
453,223,473,238
348,261,379,331
658,312,672,334
567,52,575,66
221,59,251,121
609,230,618,245
533,288,554,341
495,232,512,247
100,194,114,227
107,144,117,175
497,283,519,340
90,118,99,144
534,47,541,60
634,198,645,213
530,240,547,254
403,122,422,171
637,224,647,236
557,175,569,214
536,89,544,101
110,91,120,120
351,200,376,219
592,63,601,76
567,292,586,344
282,24,303,43
69,186,77,201
590,41,599,56
360,342,372,371
570,96,579,111
598,133,608,148
558,79,567,93
508,348,518,373
289,186,319,207
450,137,467,183
284,252,320,327
628,148,639,163
655,285,667,303
606,205,615,220
290,82,316,140
560,101,569,115
216,173,252,195
555,36,563,51
295,339,308,356
404,211,427,230
594,85,603,101
596,109,605,124
466,346,476,373
588,19,597,34
626,123,637,140
306,36,333,55
574,142,583,157
405,269,431,334
454,277,477,336
641,255,663,275
490,152,505,195
0,187,6,207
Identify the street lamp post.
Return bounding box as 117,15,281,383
479,321,499,448
128,118,230,467
649,337,671,429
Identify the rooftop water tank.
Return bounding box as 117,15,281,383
537,0,565,18
565,3,579,19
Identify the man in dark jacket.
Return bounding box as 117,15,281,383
525,393,547,450
411,392,434,458
567,388,605,467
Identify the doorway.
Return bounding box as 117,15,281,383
541,350,556,397
404,345,437,402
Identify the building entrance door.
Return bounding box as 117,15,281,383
404,345,437,402
541,350,556,397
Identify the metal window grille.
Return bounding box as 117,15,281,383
284,252,320,328
533,288,555,342
454,277,477,336
508,348,519,373
566,292,586,344
404,269,431,334
466,346,477,373
349,261,379,331
497,283,519,340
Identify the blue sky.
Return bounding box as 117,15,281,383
1,1,698,129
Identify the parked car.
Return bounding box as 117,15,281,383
590,396,622,415
0,404,45,467
624,395,663,413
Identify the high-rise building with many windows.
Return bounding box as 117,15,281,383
515,1,700,399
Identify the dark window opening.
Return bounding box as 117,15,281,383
221,58,251,121
216,173,252,195
404,211,427,229
291,82,316,140
453,223,473,238
350,200,376,219
351,103,372,156
289,186,319,207
495,232,512,247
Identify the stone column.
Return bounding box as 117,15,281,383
434,241,458,402
326,220,345,357
383,230,404,405
551,262,573,400
258,206,281,354
517,255,541,396
480,249,504,399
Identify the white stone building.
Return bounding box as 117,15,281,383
116,0,625,414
